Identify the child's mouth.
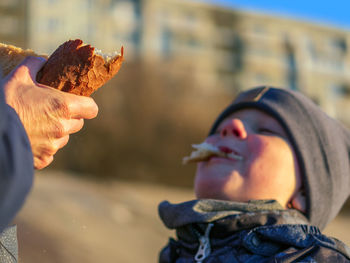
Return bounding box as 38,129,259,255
217,146,242,161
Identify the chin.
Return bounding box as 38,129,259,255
194,180,229,201
194,166,242,200
195,182,216,199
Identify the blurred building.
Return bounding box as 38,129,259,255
1,0,350,123
234,11,350,123
25,0,142,60
0,0,28,47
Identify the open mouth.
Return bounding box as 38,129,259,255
217,146,242,161
182,142,243,164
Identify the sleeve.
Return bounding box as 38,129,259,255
0,86,34,233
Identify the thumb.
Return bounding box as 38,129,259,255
20,56,47,81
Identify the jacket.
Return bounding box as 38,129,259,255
0,87,34,262
158,199,350,262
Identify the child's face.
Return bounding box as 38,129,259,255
194,108,302,208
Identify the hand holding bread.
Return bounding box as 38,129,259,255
3,56,99,169
0,39,119,169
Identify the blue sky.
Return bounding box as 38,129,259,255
197,0,350,30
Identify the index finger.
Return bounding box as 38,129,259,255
65,93,99,119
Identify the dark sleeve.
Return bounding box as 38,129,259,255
273,244,350,262
0,87,34,233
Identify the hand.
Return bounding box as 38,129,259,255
3,56,98,169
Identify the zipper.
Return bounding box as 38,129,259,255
194,223,213,263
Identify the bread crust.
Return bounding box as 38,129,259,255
36,39,124,96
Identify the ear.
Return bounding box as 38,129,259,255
289,191,307,213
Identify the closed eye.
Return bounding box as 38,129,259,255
258,128,287,140
258,128,277,135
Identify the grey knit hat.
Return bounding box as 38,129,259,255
209,86,350,230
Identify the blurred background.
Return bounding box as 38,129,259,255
1,0,350,262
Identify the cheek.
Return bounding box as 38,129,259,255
245,137,297,200
246,137,293,174
245,137,267,172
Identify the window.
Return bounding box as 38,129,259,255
331,83,350,97
112,1,137,33
253,23,266,35
184,11,198,29
329,37,347,54
304,36,318,62
161,26,172,57
284,38,298,90
47,18,59,32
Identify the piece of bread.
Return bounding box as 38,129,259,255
182,142,243,164
37,39,124,96
0,39,124,96
182,142,226,164
0,43,48,76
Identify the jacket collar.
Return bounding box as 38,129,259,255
159,199,309,242
159,199,350,260
159,199,308,229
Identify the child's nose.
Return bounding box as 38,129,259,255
220,119,247,139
